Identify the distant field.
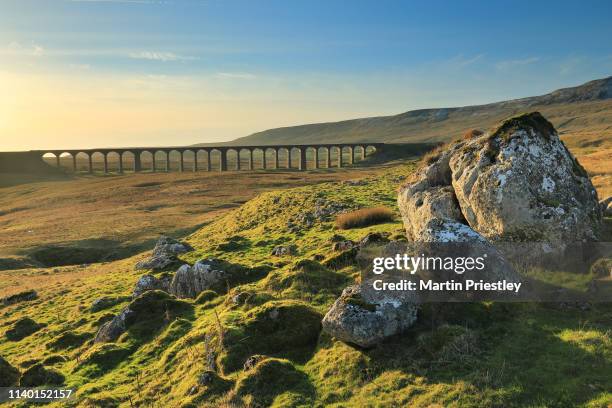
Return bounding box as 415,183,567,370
0,161,401,271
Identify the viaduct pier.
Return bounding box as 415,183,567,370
31,143,385,173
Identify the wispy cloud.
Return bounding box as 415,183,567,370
215,72,256,80
449,54,485,68
496,57,540,70
4,41,45,57
128,51,197,62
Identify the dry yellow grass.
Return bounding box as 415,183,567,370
335,206,394,229
0,166,391,264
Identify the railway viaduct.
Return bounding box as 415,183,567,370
31,143,385,173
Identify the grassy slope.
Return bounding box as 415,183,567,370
0,165,393,273
1,160,610,408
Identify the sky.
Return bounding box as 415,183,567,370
1,0,611,151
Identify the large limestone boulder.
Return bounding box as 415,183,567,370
398,143,466,240
418,219,523,295
169,259,228,299
449,112,601,243
322,284,418,348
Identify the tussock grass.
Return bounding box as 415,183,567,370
463,128,484,140
335,207,394,229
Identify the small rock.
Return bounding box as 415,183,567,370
169,259,227,299
93,308,132,343
198,370,216,386
132,274,172,298
94,290,191,343
271,245,297,257
243,355,266,371
134,235,193,272
232,291,250,305
332,240,356,251
322,285,419,348
152,235,193,258
358,232,389,247
134,254,177,272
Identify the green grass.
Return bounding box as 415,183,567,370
0,159,610,407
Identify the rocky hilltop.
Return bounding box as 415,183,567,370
221,76,612,146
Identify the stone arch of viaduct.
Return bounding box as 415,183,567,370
35,143,384,173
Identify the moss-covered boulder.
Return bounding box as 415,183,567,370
220,301,322,372
322,284,419,348
94,290,193,343
0,355,20,386
19,363,64,386
169,259,270,300
5,317,45,341
234,358,315,407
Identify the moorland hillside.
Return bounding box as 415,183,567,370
1,113,610,407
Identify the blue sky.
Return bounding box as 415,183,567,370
1,0,611,150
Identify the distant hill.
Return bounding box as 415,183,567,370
209,76,612,146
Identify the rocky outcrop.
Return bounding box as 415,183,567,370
135,235,193,271
271,245,297,257
94,307,132,343
132,274,172,298
332,240,356,251
94,290,191,343
398,143,466,240
169,259,228,299
449,113,601,244
134,255,177,272
358,232,390,247
399,112,602,248
418,219,523,290
322,284,418,348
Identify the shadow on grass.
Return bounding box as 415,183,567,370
8,223,210,271
362,302,611,407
